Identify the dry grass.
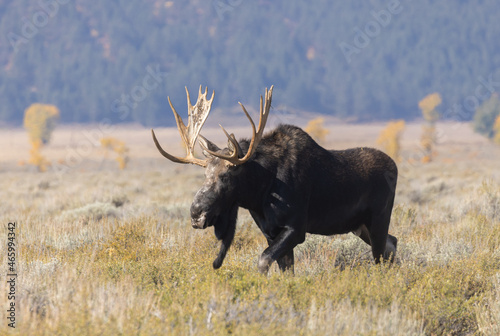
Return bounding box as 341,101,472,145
1,122,499,335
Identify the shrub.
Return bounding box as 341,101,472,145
419,93,441,162
23,103,60,171
58,202,118,222
99,222,146,261
304,117,329,144
101,137,129,169
476,274,500,336
473,93,500,138
377,120,405,162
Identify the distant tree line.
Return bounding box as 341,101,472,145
1,0,500,126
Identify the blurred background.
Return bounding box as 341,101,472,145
1,0,500,126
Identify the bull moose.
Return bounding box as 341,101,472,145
152,86,398,274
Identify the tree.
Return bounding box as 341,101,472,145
24,104,60,145
23,104,60,172
304,117,329,144
100,137,129,170
474,94,500,139
419,93,441,163
2,2,500,125
377,120,405,162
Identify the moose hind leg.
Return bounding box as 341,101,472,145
384,234,398,262
353,224,371,246
276,249,294,273
353,224,397,262
369,212,394,264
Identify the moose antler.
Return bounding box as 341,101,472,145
200,85,273,166
151,86,214,167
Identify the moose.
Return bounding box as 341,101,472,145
152,86,398,274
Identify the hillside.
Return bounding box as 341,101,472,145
1,0,500,125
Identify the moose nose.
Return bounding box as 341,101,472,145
191,213,207,229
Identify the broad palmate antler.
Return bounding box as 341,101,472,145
152,85,273,167
151,86,213,167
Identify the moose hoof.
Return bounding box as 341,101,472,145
258,255,272,274
384,236,398,262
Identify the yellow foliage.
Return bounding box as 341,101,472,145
23,103,59,172
418,93,441,163
421,155,432,164
28,139,51,172
24,103,60,144
101,137,129,169
494,115,500,144
377,120,405,161
305,117,329,144
418,93,441,122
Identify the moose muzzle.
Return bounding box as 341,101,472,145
191,213,207,229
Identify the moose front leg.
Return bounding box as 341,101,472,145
258,227,303,274
264,237,295,273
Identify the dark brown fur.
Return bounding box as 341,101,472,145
191,124,398,273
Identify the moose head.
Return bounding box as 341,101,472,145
152,86,273,269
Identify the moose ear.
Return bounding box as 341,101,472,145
227,134,244,158
199,135,220,158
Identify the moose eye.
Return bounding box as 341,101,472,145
219,174,230,183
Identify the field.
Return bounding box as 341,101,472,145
1,121,499,335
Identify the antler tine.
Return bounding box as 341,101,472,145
151,86,214,168
185,86,193,111
239,103,257,137
151,129,207,167
238,85,273,163
205,85,273,166
199,85,205,99
168,96,189,153
199,125,241,164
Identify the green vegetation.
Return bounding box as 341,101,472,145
1,1,500,125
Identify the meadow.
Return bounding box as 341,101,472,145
1,121,499,335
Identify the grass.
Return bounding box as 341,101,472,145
1,124,500,335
